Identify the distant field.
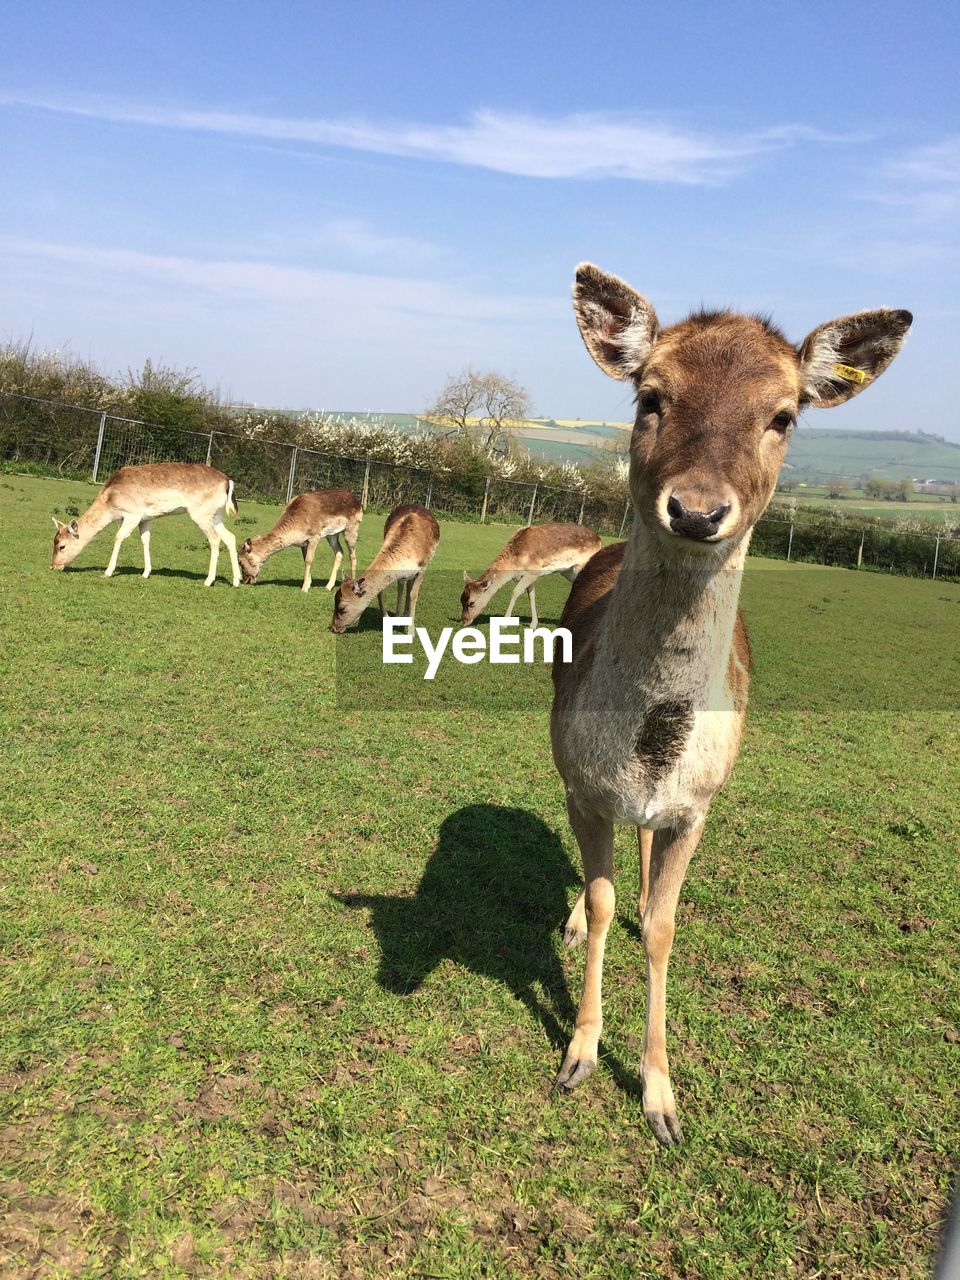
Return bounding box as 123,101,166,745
785,491,960,525
2,474,958,1279
783,428,960,485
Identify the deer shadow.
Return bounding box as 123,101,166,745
335,803,645,1098
64,565,208,582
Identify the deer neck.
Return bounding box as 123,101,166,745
76,491,117,549
473,568,514,612
598,520,749,709
359,565,401,597
250,526,293,563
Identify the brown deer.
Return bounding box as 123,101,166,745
330,504,440,632
460,523,602,629
238,488,363,592
50,462,241,586
551,263,911,1145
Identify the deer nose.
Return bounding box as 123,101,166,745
666,494,731,541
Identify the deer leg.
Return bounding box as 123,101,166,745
377,590,388,618
563,888,587,949
213,514,241,588
640,821,703,1147
298,537,319,593
503,576,524,618
198,522,221,587
347,532,358,580
406,571,425,625
322,534,342,591
396,579,405,615
104,514,140,577
139,519,153,579
637,827,653,921
554,797,615,1093
526,580,539,630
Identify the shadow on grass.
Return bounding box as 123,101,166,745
336,803,645,1100
64,565,209,582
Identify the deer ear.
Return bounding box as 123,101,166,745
572,262,659,381
240,539,252,552
462,570,469,585
799,308,913,407
351,578,366,598
68,520,80,537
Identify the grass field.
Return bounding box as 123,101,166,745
1,474,958,1279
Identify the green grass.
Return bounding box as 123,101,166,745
1,474,958,1279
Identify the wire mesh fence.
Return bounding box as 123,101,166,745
753,516,960,579
2,389,958,579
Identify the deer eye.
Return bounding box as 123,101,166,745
638,389,662,417
770,410,794,432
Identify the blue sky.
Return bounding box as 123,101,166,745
1,0,957,435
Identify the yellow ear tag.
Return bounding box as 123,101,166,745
833,363,867,384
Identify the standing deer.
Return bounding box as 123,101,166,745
551,263,911,1145
330,504,440,632
50,462,242,586
238,488,363,592
460,523,602,629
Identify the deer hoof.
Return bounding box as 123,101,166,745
645,1109,683,1147
552,1053,596,1093
563,926,587,949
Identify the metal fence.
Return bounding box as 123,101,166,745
1,389,958,579
0,390,631,536
752,514,960,580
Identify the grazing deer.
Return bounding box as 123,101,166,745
460,523,602,629
330,504,440,632
551,263,911,1145
238,488,363,592
51,462,242,586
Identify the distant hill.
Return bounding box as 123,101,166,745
233,406,960,481
507,422,960,482
782,428,960,484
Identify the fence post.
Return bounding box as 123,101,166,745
933,535,940,580
786,521,795,562
91,412,107,483
205,431,214,467
424,478,433,509
361,457,371,507
286,447,298,503
577,496,586,525
479,476,491,524
527,483,538,526
857,529,865,569
618,500,631,539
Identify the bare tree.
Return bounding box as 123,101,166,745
426,369,531,455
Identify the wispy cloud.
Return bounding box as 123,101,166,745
873,137,960,220
0,235,543,321
1,94,847,185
